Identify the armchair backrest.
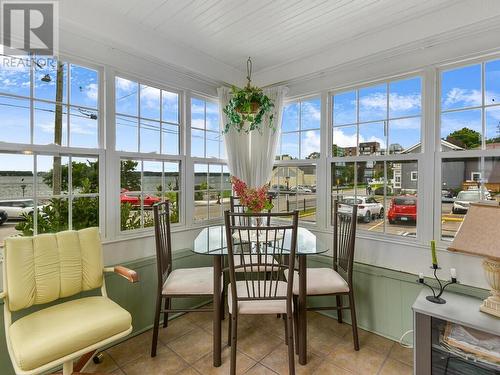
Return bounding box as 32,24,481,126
3,227,103,312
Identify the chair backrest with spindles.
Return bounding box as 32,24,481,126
153,201,173,292
333,200,357,287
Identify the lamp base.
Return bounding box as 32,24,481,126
481,258,500,318
480,297,500,317
426,296,446,304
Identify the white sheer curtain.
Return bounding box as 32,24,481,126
219,86,287,188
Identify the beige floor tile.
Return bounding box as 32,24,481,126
120,345,188,375
236,326,284,361
177,366,202,375
244,363,279,375
342,329,395,356
158,314,198,344
312,360,354,375
108,369,126,375
193,347,256,375
307,321,347,357
261,345,323,375
84,351,119,373
168,326,214,364
309,313,351,338
107,331,153,367
187,309,215,329
388,343,413,366
325,342,387,375
379,358,413,375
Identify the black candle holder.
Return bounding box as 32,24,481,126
417,264,458,304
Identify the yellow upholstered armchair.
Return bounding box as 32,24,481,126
0,227,138,375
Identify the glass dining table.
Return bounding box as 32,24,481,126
192,225,329,367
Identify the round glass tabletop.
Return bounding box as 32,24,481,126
192,225,329,256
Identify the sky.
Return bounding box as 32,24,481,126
0,59,499,171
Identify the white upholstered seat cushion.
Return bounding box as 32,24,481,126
162,267,215,295
233,254,279,272
285,268,350,295
227,280,290,314
9,296,131,371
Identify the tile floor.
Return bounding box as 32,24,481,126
85,310,413,375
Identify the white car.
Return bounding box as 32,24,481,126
338,196,384,223
452,191,484,214
0,199,37,219
290,186,312,193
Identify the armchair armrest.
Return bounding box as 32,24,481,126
0,291,6,299
104,266,139,283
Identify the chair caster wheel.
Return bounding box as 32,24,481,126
93,353,104,364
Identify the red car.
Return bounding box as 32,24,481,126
388,195,417,224
120,190,160,207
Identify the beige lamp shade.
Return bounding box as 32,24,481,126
447,203,500,261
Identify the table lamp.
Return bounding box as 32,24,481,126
448,203,500,317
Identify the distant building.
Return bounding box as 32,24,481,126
359,142,380,155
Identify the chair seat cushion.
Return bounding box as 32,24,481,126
163,267,214,295
9,296,131,371
228,281,290,315
234,255,279,272
286,268,350,295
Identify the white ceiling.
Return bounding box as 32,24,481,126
59,0,500,86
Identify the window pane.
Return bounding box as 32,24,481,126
389,77,421,118
0,95,30,143
191,128,205,157
333,91,356,126
441,109,482,151
331,162,355,223
116,115,138,152
222,165,231,190
484,157,499,203
70,64,98,108
441,157,480,240
162,123,179,155
194,163,208,189
441,64,481,111
356,161,385,234
297,165,316,222
162,90,179,124
359,83,387,122
120,159,141,192
194,164,208,221
143,161,162,192
300,130,320,159
34,101,68,146
280,132,299,160
164,162,180,191
0,57,30,97
69,106,98,148
388,117,421,153
358,122,386,155
208,164,222,190
140,84,160,120
206,101,219,131
140,119,161,153
34,60,67,103
37,155,69,196
0,153,34,199
485,106,500,145
71,157,98,194
206,131,221,158
485,60,500,106
282,103,299,132
300,98,320,130
72,197,99,230
332,125,357,156
191,98,205,129
115,77,138,116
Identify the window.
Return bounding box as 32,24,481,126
332,77,422,156
0,57,99,147
115,76,180,154
270,165,317,223
331,76,422,238
193,163,230,221
278,97,321,160
439,59,500,240
0,152,99,244
191,97,223,159
120,159,180,230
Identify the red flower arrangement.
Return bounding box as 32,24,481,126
231,176,274,213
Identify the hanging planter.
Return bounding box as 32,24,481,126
223,57,275,134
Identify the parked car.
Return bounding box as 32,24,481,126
0,209,7,225
338,196,384,223
290,186,312,193
0,199,37,219
388,196,417,224
120,190,161,207
452,191,483,214
441,189,455,203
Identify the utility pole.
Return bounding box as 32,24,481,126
52,62,64,195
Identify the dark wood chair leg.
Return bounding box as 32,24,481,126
286,310,295,375
336,295,343,323
163,297,170,328
151,294,162,357
348,291,359,351
283,313,288,345
230,313,238,375
227,313,232,346
293,296,299,355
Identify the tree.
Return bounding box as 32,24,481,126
306,152,320,159
120,160,141,190
446,127,481,149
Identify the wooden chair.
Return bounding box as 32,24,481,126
290,200,359,351
1,227,138,375
224,210,299,375
151,200,219,357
